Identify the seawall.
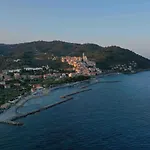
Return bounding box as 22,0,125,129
60,88,92,99
0,121,23,126
11,97,74,122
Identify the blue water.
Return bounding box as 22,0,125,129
1,72,150,150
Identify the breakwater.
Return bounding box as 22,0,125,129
60,88,92,99
0,97,74,126
100,81,121,83
15,90,50,115
80,85,89,89
79,80,121,89
89,80,121,85
0,121,23,126
11,88,92,125
11,97,74,122
0,88,92,126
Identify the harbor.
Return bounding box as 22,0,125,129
0,86,93,126
11,97,74,123
0,77,121,126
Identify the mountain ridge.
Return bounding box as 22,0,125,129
0,40,150,71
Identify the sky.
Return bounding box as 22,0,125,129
0,0,150,57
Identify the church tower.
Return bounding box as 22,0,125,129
82,53,88,62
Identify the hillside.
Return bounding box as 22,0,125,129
0,41,150,71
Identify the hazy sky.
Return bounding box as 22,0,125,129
0,0,150,57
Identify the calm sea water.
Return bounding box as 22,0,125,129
1,72,150,150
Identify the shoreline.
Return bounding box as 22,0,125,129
0,78,93,123
0,72,131,126
1,87,93,126
11,97,75,126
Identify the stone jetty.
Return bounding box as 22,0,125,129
60,88,92,99
12,97,74,121
0,97,74,126
79,80,121,89
0,121,23,126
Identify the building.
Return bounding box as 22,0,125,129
14,73,21,79
24,67,43,71
61,54,102,76
0,103,11,109
4,75,12,81
82,53,88,62
0,73,4,80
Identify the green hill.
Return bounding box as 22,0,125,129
0,41,150,71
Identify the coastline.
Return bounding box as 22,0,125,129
0,71,133,126
0,78,93,123
0,87,93,126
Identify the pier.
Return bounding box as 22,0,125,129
11,97,74,122
0,97,74,126
60,88,92,99
10,88,92,124
80,85,89,89
78,80,121,89
100,81,121,83
0,80,120,126
0,87,92,126
89,80,121,86
0,121,23,126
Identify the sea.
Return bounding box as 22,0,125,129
1,71,150,150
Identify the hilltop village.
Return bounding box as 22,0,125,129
0,54,101,110
61,53,102,76
0,50,140,111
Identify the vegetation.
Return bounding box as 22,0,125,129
43,75,90,88
0,88,28,105
0,75,90,106
0,41,150,71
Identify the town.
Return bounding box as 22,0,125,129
0,52,139,111
61,53,102,76
0,53,102,110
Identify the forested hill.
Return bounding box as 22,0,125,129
0,40,150,70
